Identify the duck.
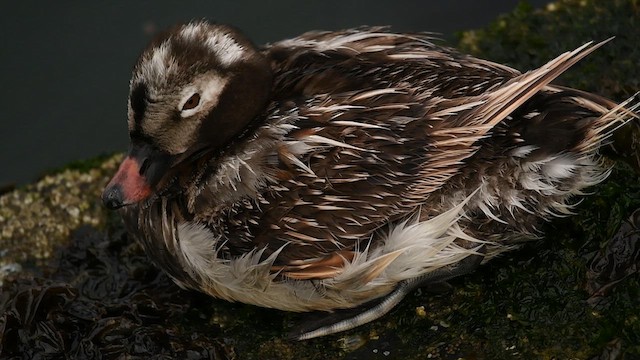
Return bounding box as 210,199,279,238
101,21,639,340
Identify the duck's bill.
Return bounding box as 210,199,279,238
102,143,170,210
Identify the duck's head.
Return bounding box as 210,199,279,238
102,22,273,209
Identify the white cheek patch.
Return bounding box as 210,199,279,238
205,32,246,67
150,42,169,76
178,74,228,118
179,22,205,40
178,22,245,66
137,41,177,85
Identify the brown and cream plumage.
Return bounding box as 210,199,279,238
102,21,639,339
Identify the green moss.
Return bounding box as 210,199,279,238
457,0,640,100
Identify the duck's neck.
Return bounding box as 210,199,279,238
175,106,299,222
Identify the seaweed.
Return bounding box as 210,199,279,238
0,227,235,359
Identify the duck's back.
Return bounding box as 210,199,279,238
266,28,519,99
202,31,512,262
178,30,625,275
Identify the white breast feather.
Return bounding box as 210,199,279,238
174,191,484,312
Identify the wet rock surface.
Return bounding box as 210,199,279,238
0,155,121,285
1,0,639,358
0,227,235,359
587,209,640,302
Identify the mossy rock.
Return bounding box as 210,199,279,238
457,0,640,100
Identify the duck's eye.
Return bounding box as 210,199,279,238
182,93,201,111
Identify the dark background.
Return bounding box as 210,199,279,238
0,1,551,187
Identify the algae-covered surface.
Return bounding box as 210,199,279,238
1,1,640,358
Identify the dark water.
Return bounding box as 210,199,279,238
0,1,550,186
